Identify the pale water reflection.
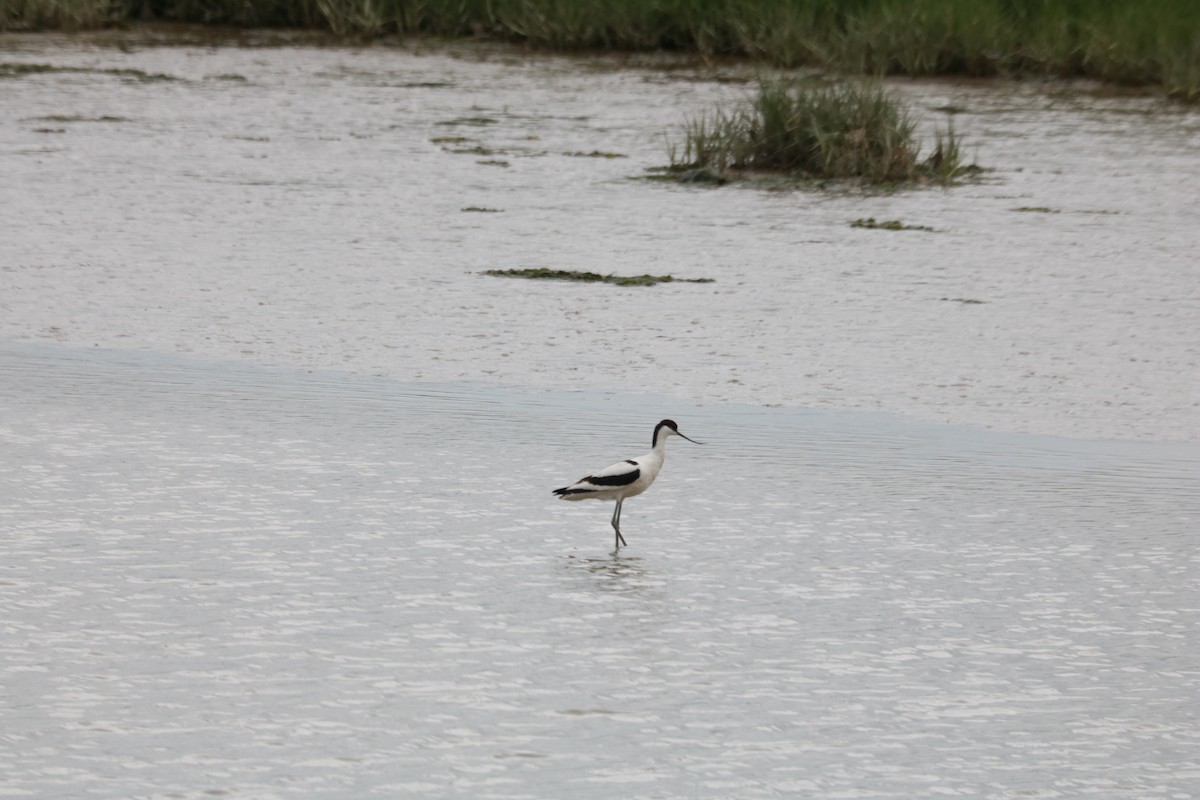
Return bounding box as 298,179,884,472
1,344,1196,799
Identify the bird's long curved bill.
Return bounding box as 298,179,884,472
679,432,703,444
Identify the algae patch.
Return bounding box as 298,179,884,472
851,217,935,232
29,114,131,123
437,116,499,126
1,62,179,82
483,268,714,287
447,145,503,156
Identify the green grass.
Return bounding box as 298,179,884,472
483,268,714,287
668,79,968,184
3,0,1198,99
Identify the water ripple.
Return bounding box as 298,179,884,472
2,344,1196,798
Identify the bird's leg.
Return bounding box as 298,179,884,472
611,500,627,548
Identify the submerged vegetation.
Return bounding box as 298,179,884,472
0,62,177,81
2,0,1198,99
484,268,713,287
852,217,935,231
668,80,968,185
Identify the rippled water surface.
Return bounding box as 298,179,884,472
2,344,1197,799
2,31,1199,800
1,32,1198,440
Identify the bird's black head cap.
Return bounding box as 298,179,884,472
653,419,679,446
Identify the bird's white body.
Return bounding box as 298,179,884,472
555,440,667,505
553,419,700,549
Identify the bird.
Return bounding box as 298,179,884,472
553,419,701,549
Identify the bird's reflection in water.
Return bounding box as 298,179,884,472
563,552,658,597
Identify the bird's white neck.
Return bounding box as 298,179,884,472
651,426,672,449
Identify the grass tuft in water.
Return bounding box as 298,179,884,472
669,79,967,185
484,268,714,287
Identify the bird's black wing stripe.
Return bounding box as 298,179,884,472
585,469,640,486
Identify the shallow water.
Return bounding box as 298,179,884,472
2,344,1198,799
2,32,1199,799
1,33,1197,441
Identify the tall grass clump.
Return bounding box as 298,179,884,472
1076,0,1200,102
672,80,965,184
1,0,129,29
